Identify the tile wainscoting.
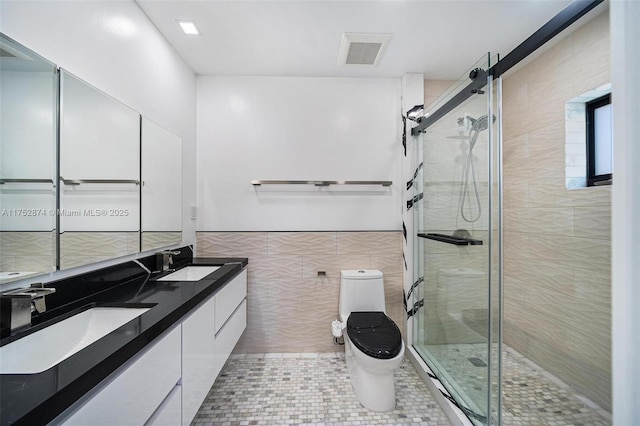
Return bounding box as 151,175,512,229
60,231,139,269
0,231,56,276
196,231,404,354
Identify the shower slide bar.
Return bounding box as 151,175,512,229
417,233,483,246
251,180,392,187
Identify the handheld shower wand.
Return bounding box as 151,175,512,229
458,114,494,223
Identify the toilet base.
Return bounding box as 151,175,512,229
345,336,405,412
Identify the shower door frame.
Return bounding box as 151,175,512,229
405,2,604,424
409,55,502,425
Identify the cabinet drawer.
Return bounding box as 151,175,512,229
60,326,181,426
214,269,247,334
181,295,216,426
145,384,181,426
214,299,246,378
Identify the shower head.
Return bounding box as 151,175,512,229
466,114,496,132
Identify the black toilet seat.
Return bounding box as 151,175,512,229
346,311,402,360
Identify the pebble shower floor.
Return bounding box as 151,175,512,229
192,352,452,426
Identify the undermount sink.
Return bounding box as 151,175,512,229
0,307,150,374
156,265,220,282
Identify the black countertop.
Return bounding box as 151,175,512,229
0,255,248,426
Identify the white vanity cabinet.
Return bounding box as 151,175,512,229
55,268,247,426
58,326,181,426
145,384,182,426
214,269,247,334
181,295,216,425
182,268,247,424
213,269,248,378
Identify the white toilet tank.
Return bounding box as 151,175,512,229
339,269,386,321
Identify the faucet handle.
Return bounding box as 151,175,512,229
28,284,56,297
33,298,47,314
159,250,181,256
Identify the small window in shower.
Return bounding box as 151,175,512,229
564,83,611,189
586,94,612,186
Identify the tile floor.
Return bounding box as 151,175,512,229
422,343,611,425
192,352,453,426
502,348,611,426
193,348,612,426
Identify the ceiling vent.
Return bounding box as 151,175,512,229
338,33,392,66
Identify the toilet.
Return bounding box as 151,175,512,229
339,269,405,411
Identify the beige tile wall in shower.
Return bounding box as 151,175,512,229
502,10,611,411
424,80,456,110
196,231,404,353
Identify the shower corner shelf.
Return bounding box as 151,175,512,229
417,233,483,246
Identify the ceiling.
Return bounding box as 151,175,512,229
136,0,574,79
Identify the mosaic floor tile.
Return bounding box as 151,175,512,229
502,349,610,426
192,353,452,426
193,348,611,425
420,343,610,426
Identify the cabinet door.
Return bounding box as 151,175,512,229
214,299,247,379
214,269,247,334
60,326,181,426
145,385,181,426
182,295,216,425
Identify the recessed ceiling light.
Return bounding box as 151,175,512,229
177,20,200,36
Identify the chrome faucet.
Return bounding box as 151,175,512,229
0,283,56,333
156,250,181,272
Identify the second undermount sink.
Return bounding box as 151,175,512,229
156,265,220,282
0,307,150,374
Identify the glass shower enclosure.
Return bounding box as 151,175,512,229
411,54,502,425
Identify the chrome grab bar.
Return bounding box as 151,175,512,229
60,177,140,185
0,178,55,184
251,180,392,187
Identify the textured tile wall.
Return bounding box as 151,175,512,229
502,11,611,411
141,231,182,252
0,231,56,278
196,231,403,353
60,231,139,269
1,231,181,279
424,80,457,111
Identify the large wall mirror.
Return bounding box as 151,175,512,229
59,70,141,269
141,117,182,252
0,33,184,280
0,34,58,283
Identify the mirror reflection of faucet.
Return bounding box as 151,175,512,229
156,250,182,273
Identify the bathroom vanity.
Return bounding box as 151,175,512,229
0,34,237,425
0,251,248,425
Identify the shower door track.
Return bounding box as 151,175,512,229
410,0,603,134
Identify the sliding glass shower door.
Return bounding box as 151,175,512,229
411,54,502,425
